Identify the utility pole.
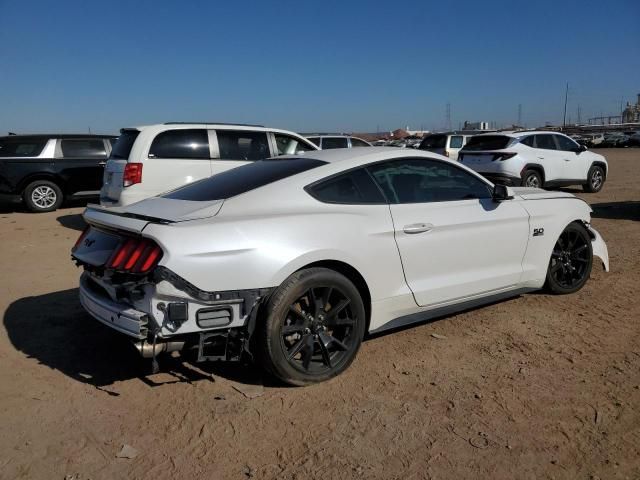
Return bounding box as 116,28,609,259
562,82,569,128
577,106,582,125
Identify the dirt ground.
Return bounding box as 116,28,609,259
0,149,639,480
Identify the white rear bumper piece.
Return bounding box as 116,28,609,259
79,273,149,339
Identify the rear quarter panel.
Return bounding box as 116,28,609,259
141,198,411,305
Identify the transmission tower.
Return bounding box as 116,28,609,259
445,103,451,130
577,106,582,125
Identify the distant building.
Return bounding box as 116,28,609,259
463,121,490,130
622,94,640,123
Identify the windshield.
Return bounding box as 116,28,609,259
418,135,446,149
162,157,327,201
110,130,140,160
462,135,512,151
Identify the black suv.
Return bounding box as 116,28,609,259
0,134,116,212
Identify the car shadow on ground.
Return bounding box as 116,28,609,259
590,201,640,221
2,288,224,392
56,213,86,231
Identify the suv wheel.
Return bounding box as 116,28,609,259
545,222,593,294
522,169,543,188
23,180,63,212
583,165,605,193
258,267,366,386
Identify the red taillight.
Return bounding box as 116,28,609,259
123,163,143,187
72,226,90,251
108,237,162,274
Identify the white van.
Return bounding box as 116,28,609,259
101,123,318,206
417,132,476,161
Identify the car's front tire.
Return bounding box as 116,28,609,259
583,165,605,193
23,180,63,212
545,222,593,294
522,169,543,188
258,267,366,386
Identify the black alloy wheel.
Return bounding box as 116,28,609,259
545,222,593,294
259,268,365,386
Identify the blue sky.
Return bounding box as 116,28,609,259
1,0,638,134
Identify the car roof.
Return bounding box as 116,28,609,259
124,123,310,137
281,146,450,164
0,134,116,139
472,130,564,138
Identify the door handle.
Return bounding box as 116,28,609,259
403,223,434,234
98,161,106,166
537,156,545,160
564,158,571,161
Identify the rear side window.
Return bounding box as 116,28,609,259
307,168,385,204
61,139,107,158
520,135,535,147
321,137,349,149
463,135,512,151
163,158,326,201
418,135,446,150
449,136,464,149
149,129,209,159
0,138,47,157
350,138,370,147
534,134,556,150
110,130,139,159
216,130,270,160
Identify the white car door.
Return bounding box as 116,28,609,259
144,128,213,196
532,134,569,182
367,157,530,307
553,134,590,181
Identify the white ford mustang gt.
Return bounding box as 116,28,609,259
72,147,609,385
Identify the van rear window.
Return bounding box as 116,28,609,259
462,135,512,151
163,157,326,201
110,130,140,160
418,135,446,149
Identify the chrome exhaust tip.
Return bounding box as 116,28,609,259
134,340,185,358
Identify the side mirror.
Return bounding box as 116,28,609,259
580,144,588,152
492,184,515,202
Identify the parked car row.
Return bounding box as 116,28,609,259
571,131,640,148
2,123,614,213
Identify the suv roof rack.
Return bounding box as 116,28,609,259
163,121,265,127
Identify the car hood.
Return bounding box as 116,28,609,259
512,187,576,201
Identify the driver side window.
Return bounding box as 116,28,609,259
554,135,579,152
367,158,492,204
274,133,315,155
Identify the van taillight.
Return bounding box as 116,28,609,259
108,237,163,274
123,163,143,187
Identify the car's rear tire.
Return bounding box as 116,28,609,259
583,165,605,193
544,222,593,294
23,180,63,212
522,169,543,188
258,267,366,386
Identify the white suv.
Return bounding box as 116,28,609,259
459,131,608,192
101,123,319,206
